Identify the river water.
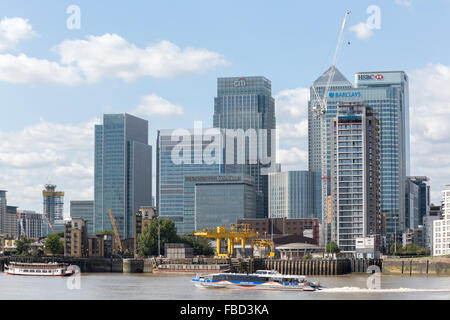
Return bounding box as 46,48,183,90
1,272,450,300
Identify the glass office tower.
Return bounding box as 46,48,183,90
309,68,409,249
268,171,322,220
156,128,223,234
186,174,256,231
94,114,152,239
70,200,94,235
213,76,276,218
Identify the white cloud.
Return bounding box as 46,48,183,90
409,63,450,203
275,87,309,118
0,17,37,52
277,147,308,171
0,31,228,85
0,118,100,214
349,22,374,40
278,120,308,140
133,94,184,117
54,33,229,82
0,53,82,85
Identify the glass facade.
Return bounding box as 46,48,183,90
70,200,94,235
268,171,321,220
94,114,152,239
156,129,223,234
213,76,276,218
193,174,257,230
309,69,409,246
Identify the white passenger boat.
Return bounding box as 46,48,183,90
4,262,76,277
192,270,324,291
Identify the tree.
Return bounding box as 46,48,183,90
137,218,179,257
15,238,33,256
326,241,341,254
45,233,64,255
179,233,214,256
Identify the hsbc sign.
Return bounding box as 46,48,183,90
357,73,384,81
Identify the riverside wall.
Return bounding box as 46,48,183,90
0,256,384,275
382,257,450,275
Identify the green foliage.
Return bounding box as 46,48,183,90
32,248,45,256
45,233,64,255
179,233,214,256
15,238,33,255
391,242,430,256
137,218,179,257
302,253,311,259
326,241,341,254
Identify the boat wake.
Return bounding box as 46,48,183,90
319,287,450,293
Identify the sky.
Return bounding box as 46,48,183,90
0,0,450,216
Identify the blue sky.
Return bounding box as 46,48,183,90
1,0,449,214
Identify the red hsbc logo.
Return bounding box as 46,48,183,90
374,74,384,80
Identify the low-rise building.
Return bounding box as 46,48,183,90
64,218,88,257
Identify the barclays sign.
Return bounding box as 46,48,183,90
328,91,361,99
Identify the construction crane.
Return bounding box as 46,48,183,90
194,224,259,258
251,238,275,258
311,10,351,246
44,215,56,234
107,208,123,253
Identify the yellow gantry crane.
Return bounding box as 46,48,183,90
194,224,259,258
107,208,123,252
251,238,275,258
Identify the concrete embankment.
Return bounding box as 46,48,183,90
382,257,450,275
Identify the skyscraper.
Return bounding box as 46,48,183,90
408,176,430,226
330,102,380,253
70,200,94,235
0,190,6,234
94,114,152,239
156,128,223,234
213,76,276,218
268,171,322,220
309,68,409,248
42,184,64,236
18,210,42,239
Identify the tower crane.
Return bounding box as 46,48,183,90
44,215,56,234
311,10,351,246
107,208,123,253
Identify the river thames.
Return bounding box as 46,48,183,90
1,273,450,300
